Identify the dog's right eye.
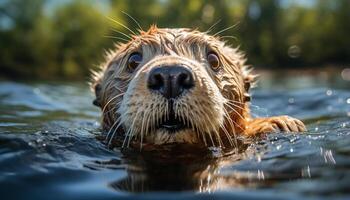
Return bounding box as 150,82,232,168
127,52,142,70
207,52,220,71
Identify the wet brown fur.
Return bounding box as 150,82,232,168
91,26,306,148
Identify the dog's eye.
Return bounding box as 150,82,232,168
207,52,220,71
127,52,142,70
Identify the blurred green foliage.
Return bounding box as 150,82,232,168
0,0,349,80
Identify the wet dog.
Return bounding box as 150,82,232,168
91,26,306,148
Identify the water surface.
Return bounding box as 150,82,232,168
0,70,350,200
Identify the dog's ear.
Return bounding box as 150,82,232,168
92,82,102,107
90,72,103,108
242,66,258,102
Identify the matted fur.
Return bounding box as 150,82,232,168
91,26,306,148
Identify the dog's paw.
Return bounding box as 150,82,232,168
245,115,306,136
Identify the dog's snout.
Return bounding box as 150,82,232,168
148,65,194,99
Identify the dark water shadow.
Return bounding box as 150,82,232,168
109,143,249,193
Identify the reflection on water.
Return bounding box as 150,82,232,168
108,142,249,193
0,69,350,200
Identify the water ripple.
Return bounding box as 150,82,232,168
0,82,349,199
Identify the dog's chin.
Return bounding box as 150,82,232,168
144,128,200,145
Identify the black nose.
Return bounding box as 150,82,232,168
147,65,195,99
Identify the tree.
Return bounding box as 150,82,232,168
51,0,111,79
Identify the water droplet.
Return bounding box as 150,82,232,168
314,127,319,131
341,68,350,81
288,98,295,104
326,90,332,96
276,145,282,150
346,98,350,104
289,136,298,143
290,148,294,153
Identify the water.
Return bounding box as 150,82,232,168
0,70,350,200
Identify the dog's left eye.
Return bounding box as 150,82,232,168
207,52,220,71
127,52,142,70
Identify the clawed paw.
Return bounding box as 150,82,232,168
246,115,307,136
260,116,306,133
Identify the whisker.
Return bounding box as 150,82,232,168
145,108,152,137
213,22,240,37
211,125,222,147
223,109,239,147
112,84,125,93
103,35,130,42
224,99,246,105
126,109,143,147
203,112,218,147
102,107,116,117
220,123,234,146
122,123,135,148
122,127,131,148
106,116,123,146
224,103,246,123
196,108,217,147
225,100,263,118
107,120,124,147
220,35,238,41
225,101,245,110
127,126,135,147
190,110,206,146
106,16,136,35
102,93,125,114
206,19,221,33
140,110,148,150
122,11,143,32
111,28,132,39
102,100,123,117
105,118,119,142
207,127,215,147
225,98,261,109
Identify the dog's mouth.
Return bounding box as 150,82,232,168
156,105,192,133
159,112,185,132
